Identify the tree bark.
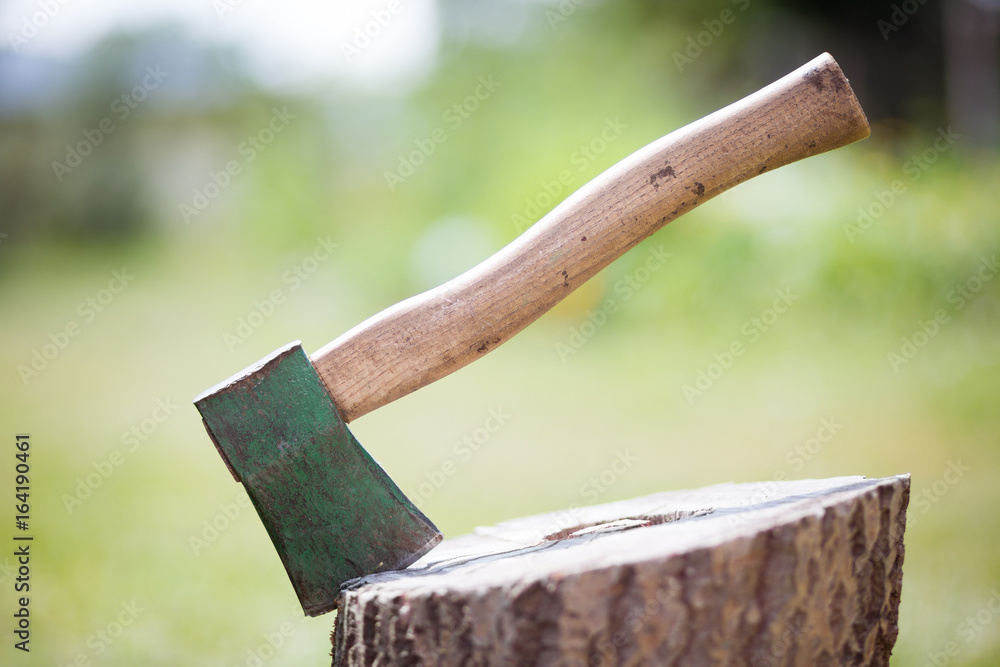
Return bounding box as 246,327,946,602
333,475,909,666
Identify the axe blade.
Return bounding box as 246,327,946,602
194,341,441,616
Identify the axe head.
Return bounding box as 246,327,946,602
194,342,441,616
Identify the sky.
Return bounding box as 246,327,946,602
1,0,441,90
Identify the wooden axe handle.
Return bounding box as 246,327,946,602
313,52,869,423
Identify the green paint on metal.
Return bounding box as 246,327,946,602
194,342,442,616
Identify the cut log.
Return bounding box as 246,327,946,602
332,475,909,666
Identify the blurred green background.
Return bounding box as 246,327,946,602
1,0,998,664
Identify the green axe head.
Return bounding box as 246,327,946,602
193,342,441,616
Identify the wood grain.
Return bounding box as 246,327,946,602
332,475,908,666
312,53,870,422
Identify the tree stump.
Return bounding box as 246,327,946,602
332,475,909,666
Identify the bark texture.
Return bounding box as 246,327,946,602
333,475,909,667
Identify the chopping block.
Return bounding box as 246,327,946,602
332,475,909,666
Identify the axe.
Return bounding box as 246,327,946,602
194,53,869,616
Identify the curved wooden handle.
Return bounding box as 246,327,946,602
313,53,870,422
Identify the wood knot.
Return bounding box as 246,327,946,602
649,165,675,189
476,336,502,354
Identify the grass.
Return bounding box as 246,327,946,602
1,142,998,665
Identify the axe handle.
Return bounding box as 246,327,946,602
313,52,869,423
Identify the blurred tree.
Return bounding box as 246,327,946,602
0,26,260,244
1,0,994,252
943,0,1000,149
